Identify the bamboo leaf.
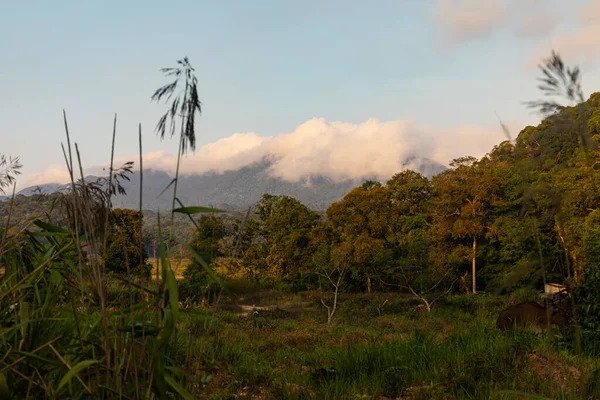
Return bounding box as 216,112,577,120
158,178,176,198
157,211,168,284
57,359,98,393
165,269,179,320
33,220,70,234
19,301,29,349
185,244,222,286
173,206,223,214
28,231,70,237
0,373,9,400
165,374,193,400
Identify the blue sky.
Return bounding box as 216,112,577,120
1,0,599,188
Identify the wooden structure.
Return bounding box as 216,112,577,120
544,283,566,296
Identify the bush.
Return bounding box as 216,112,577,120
104,209,151,277
574,266,600,331
508,287,543,305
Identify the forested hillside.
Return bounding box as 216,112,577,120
180,92,600,297
4,92,600,295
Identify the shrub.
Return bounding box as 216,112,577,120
104,208,151,277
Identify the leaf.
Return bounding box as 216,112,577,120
153,308,174,397
28,231,70,237
19,301,29,348
0,373,10,400
158,178,176,198
157,211,168,284
165,374,194,400
173,206,224,215
33,220,70,234
166,268,179,320
57,359,98,393
185,244,222,286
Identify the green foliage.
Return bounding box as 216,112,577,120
583,209,600,267
180,215,227,301
104,208,151,277
574,265,600,330
185,215,226,279
243,194,320,283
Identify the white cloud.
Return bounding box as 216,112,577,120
581,0,600,25
431,0,507,44
23,117,512,187
530,0,600,69
513,5,559,38
431,0,561,44
22,164,72,187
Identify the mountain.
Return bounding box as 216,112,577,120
8,156,446,211
16,183,66,196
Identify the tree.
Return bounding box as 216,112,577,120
386,171,432,278
583,210,600,268
151,57,202,224
242,194,320,282
326,185,391,292
317,243,347,324
104,208,151,277
430,157,503,293
184,215,228,284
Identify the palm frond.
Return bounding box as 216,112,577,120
0,155,22,193
151,81,178,104
525,51,585,115
151,56,202,153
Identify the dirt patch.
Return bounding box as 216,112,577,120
238,304,275,316
521,350,583,393
237,305,301,320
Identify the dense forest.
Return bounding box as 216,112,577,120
176,91,600,296
3,92,600,297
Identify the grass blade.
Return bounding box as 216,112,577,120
173,206,223,214
0,373,9,400
165,374,193,400
57,359,98,393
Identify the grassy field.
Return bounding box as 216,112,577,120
169,288,600,399
148,257,191,280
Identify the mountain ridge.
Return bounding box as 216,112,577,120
10,156,446,211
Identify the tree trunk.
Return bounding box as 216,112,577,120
330,283,339,323
472,236,477,294
367,276,372,293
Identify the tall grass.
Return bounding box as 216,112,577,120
0,113,219,399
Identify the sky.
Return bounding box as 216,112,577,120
1,0,600,190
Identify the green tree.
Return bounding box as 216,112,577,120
430,156,504,293
243,194,320,282
583,209,600,268
326,184,391,292
184,215,228,284
104,208,151,277
384,171,435,287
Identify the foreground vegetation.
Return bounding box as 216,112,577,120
171,287,600,399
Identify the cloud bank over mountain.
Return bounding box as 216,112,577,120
22,117,511,188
